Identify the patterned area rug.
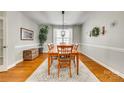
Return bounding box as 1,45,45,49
26,59,99,82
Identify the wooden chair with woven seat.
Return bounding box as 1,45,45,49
57,45,73,78
72,43,79,65
48,43,54,50
47,43,52,50
47,43,57,66
73,43,79,51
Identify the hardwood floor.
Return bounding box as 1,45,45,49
0,53,123,82
80,53,124,82
0,53,47,82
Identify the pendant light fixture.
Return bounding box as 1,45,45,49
61,11,65,42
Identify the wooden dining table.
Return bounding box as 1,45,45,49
47,44,79,75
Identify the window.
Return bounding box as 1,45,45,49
54,28,72,44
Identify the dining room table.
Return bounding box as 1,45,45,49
47,44,79,76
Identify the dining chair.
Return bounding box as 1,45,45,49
48,43,54,50
73,43,79,51
47,43,51,50
72,43,79,65
57,45,73,78
50,43,54,49
47,43,57,65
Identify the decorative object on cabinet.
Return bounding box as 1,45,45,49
23,48,39,61
20,28,34,40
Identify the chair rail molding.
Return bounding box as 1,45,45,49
15,43,40,49
81,43,124,52
9,43,40,70
80,43,124,78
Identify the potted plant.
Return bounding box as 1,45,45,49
39,25,48,54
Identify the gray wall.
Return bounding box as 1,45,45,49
81,11,124,76
6,11,39,68
72,25,82,43
73,25,82,51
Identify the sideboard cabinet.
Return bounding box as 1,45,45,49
23,48,39,61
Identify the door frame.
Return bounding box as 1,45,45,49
0,16,7,71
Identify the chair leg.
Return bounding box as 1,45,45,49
69,61,72,78
51,57,53,65
51,60,53,66
73,56,76,66
73,60,75,66
58,63,60,78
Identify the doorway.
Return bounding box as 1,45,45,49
0,16,6,71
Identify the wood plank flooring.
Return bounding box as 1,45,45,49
0,53,47,82
80,53,124,82
0,53,123,82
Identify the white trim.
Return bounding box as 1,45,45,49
16,59,23,64
0,65,7,72
7,63,16,70
81,43,124,52
7,59,23,69
15,43,39,49
43,50,48,53
0,16,7,72
53,28,73,44
81,52,124,79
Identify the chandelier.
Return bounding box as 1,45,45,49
61,11,65,42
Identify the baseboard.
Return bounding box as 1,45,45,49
0,65,8,72
7,64,16,70
16,59,23,64
7,59,23,70
81,52,124,79
43,50,48,53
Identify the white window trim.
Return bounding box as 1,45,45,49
53,28,73,44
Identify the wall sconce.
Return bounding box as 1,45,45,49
111,20,117,27
102,26,105,35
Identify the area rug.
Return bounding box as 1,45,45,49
26,59,99,82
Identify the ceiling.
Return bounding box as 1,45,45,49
21,11,88,25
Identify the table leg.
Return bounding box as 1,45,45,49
48,55,50,75
76,54,79,75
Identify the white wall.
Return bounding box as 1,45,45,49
6,11,39,68
81,12,124,76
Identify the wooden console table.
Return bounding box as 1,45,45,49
23,48,39,61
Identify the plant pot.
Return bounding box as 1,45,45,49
39,47,43,54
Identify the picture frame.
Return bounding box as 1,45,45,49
20,28,34,40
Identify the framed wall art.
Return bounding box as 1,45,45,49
20,28,34,40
